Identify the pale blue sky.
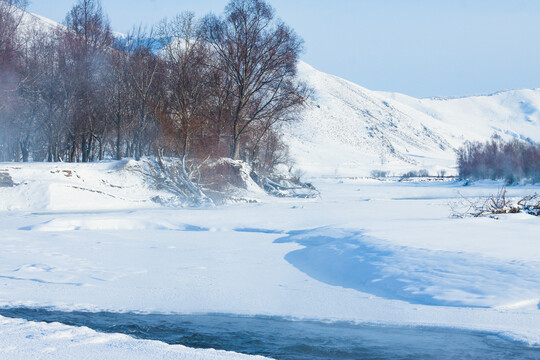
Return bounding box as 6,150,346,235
27,0,540,98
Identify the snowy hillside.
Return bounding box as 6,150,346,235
286,63,540,178
12,5,62,33
384,89,540,144
285,62,457,177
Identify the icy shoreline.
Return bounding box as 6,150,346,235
2,309,539,360
0,315,270,360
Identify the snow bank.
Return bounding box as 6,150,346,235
0,160,172,212
0,316,270,360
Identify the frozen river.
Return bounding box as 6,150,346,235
1,308,539,359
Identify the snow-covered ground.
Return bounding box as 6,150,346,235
0,160,168,212
1,162,540,358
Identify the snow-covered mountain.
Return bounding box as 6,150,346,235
15,6,62,33
18,10,540,177
286,62,540,177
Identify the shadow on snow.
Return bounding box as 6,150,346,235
273,228,540,308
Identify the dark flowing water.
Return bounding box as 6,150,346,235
1,307,539,360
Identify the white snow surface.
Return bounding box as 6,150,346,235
1,162,540,351
0,160,172,212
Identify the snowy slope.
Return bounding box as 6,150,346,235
286,62,540,178
384,89,540,144
10,4,63,34
285,62,457,177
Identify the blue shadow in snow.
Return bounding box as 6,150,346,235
274,229,440,306
182,224,210,232
273,228,505,308
235,227,285,234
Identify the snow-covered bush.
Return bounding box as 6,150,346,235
149,156,213,206
519,194,540,216
0,171,14,187
197,158,318,203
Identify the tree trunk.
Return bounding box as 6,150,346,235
230,135,240,160
98,138,104,161
20,141,29,162
47,140,53,162
54,142,59,162
90,137,95,162
116,117,122,160
81,135,88,162
69,141,76,163
136,140,142,161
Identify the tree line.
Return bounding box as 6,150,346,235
457,135,540,183
0,0,307,176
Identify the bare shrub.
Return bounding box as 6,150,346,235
457,136,540,183
150,155,213,206
199,158,247,193
400,169,429,180
518,194,540,216
450,187,538,219
371,170,388,178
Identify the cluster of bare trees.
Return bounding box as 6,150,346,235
457,136,540,183
0,0,307,175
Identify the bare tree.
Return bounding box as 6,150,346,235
122,27,163,160
106,41,132,160
157,12,213,158
201,0,307,160
62,0,113,162
0,0,27,82
458,136,540,183
0,0,33,161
